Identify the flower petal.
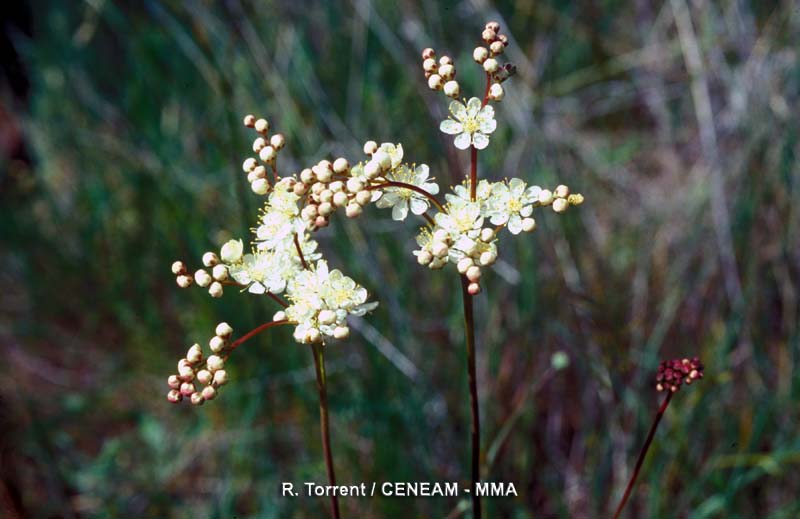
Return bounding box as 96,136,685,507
410,197,429,215
440,119,464,135
454,132,472,150
466,97,482,117
479,117,497,135
392,201,409,220
449,100,467,120
472,132,490,150
508,214,523,234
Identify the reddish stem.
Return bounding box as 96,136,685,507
312,344,341,519
267,292,289,308
469,146,478,201
223,319,289,360
482,72,492,106
294,233,309,270
612,392,673,519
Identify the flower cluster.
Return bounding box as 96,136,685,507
167,322,232,405
413,178,583,294
242,114,286,195
472,21,516,101
655,357,704,393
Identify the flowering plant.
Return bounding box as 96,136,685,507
165,20,585,518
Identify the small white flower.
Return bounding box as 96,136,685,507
375,164,440,220
486,178,542,234
230,251,294,295
439,97,497,150
220,239,244,263
256,210,294,251
435,199,484,240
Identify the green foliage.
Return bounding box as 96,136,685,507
2,0,799,517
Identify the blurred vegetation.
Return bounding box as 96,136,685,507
1,0,799,517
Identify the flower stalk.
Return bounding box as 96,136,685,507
460,275,481,519
312,343,341,519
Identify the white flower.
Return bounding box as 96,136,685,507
486,178,542,234
256,210,294,251
375,164,440,220
230,251,295,295
446,179,496,216
435,199,483,239
220,239,243,263
439,97,497,150
266,182,305,233
377,142,404,169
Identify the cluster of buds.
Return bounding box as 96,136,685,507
171,258,227,298
242,114,286,195
294,152,373,229
421,48,460,99
416,225,497,295
538,184,585,214
167,322,233,405
472,21,515,101
656,357,704,393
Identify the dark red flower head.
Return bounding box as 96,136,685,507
656,357,704,392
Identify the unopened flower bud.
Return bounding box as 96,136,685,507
422,47,435,60
417,250,433,265
251,178,269,195
364,160,381,179
439,64,455,80
201,386,217,401
252,137,266,153
314,215,328,228
346,178,364,193
243,157,257,172
220,239,243,263
346,203,362,218
443,80,460,98
568,193,584,205
363,140,378,155
270,133,285,150
479,250,496,266
213,369,228,386
180,382,195,396
259,145,276,163
319,189,333,203
176,275,193,288
355,190,373,206
318,202,333,216
300,168,315,184
439,56,453,66
172,261,186,275
521,217,536,232
489,83,504,101
333,326,350,339
316,167,332,183
473,46,489,63
432,241,449,258
333,191,349,207
194,269,212,287
555,184,569,198
273,310,287,322
318,309,336,325
207,355,224,372
423,58,438,72
208,281,223,298
468,282,481,295
428,74,443,90
490,41,505,55
333,157,349,174
197,369,212,385
466,265,482,282
254,118,269,133
202,252,219,267
243,114,256,127
457,257,474,274
187,344,203,363
552,198,568,213
190,392,205,406
538,189,554,205
167,389,182,403
483,58,499,73
212,264,228,281
307,328,322,344
209,335,226,353
168,375,181,389
482,29,497,43
480,228,495,242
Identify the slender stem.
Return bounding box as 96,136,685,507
482,72,492,106
223,320,289,360
422,212,435,227
460,276,481,519
312,344,341,519
267,292,289,308
612,392,673,519
369,181,447,213
294,233,309,270
469,147,478,201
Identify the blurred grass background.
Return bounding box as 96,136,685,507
1,0,799,517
